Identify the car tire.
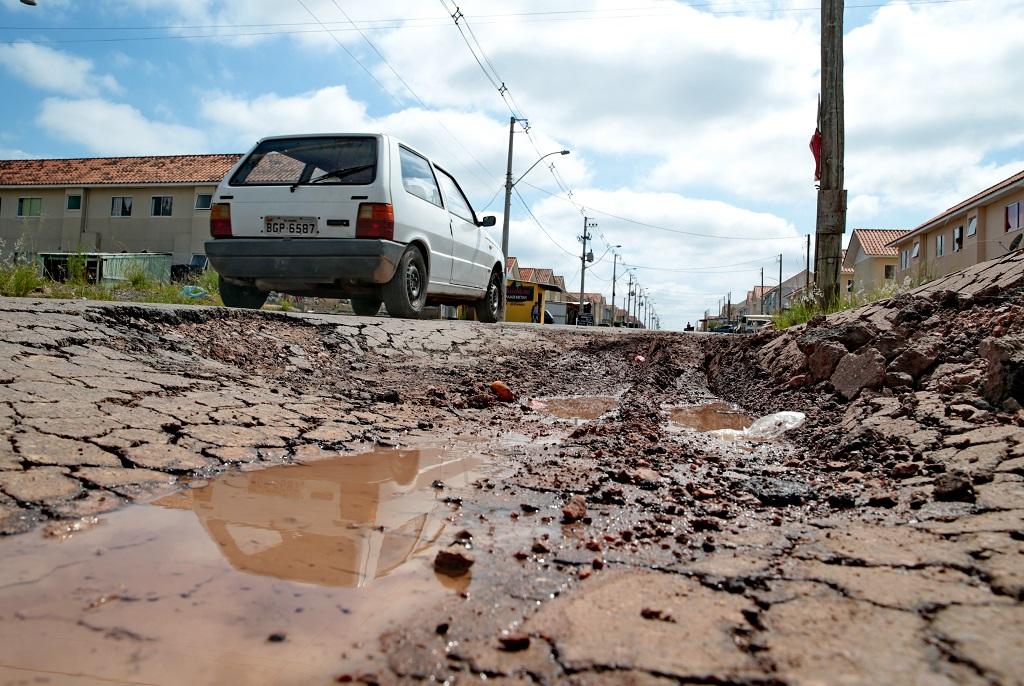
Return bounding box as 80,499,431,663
218,276,267,309
474,269,503,323
382,247,428,319
350,296,382,317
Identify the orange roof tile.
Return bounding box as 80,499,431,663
517,268,536,283
851,228,907,257
0,154,242,187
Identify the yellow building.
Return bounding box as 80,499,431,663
891,168,1024,281
505,280,550,323
843,228,907,294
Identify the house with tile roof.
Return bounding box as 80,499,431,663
842,228,908,293
889,167,1024,282
0,153,241,265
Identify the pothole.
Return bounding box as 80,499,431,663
0,440,502,684
531,395,619,421
668,401,753,432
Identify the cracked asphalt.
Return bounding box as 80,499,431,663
0,254,1022,686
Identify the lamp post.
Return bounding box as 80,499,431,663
500,120,569,319
609,246,622,325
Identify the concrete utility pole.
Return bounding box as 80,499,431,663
501,116,516,263
814,0,846,306
578,217,594,324
760,268,765,314
625,272,633,324
609,246,621,324
805,234,811,296
727,291,732,325
778,253,784,313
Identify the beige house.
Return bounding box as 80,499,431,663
843,228,908,293
0,154,241,265
891,168,1024,281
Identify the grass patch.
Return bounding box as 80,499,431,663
772,273,934,330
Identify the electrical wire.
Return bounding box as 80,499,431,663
512,187,579,258
294,0,494,191
518,180,804,241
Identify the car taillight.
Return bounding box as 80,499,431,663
210,203,232,238
355,203,394,240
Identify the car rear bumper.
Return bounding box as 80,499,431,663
205,238,405,285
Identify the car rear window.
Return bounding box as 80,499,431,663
230,136,378,186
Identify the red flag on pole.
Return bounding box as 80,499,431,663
810,94,822,182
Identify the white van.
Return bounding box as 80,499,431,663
205,134,505,321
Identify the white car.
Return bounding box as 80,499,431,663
205,134,505,321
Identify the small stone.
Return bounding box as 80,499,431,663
892,462,920,479
267,632,286,643
489,381,514,402
788,374,809,388
640,608,676,623
434,546,475,576
933,472,976,502
562,494,587,523
694,487,716,500
497,632,531,651
831,348,886,401
866,492,898,508
531,539,550,554
828,492,856,509
885,371,914,389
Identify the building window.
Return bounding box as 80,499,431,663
900,249,909,269
111,196,133,217
911,240,920,258
1008,202,1021,232
885,264,895,279
847,279,854,293
150,196,173,217
936,234,945,257
66,195,82,211
967,216,977,237
953,226,963,252
194,194,213,210
17,197,42,217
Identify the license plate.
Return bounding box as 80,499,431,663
263,216,319,235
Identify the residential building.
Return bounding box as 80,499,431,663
843,229,908,294
891,168,1024,281
505,257,521,281
0,154,240,266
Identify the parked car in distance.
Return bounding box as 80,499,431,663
205,134,505,321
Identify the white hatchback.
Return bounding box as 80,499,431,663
205,134,505,321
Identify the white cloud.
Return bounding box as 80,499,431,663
0,43,121,96
507,187,803,329
37,98,206,155
197,85,589,205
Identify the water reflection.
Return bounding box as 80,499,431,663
670,402,753,432
157,446,483,588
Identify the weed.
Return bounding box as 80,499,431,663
125,266,151,290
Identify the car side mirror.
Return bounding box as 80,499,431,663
479,215,497,227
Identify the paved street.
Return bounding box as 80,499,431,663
0,253,1022,685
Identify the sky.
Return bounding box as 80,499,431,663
2,0,1023,329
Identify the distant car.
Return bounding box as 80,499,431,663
543,309,554,324
205,133,505,321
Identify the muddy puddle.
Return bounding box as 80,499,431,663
531,395,618,421
0,442,497,685
669,401,753,432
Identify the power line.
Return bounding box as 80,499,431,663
512,187,578,258
323,0,494,186
518,180,803,241
294,0,494,192
1,0,979,34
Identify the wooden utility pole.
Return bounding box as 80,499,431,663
814,0,846,306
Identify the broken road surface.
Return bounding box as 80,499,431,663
0,251,1023,685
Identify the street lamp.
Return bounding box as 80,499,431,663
500,148,570,262
609,246,622,324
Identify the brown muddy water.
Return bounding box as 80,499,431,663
531,395,619,421
669,402,753,432
0,443,500,686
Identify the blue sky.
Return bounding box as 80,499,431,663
2,0,1023,329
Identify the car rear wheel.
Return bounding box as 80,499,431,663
350,296,382,317
475,269,503,323
218,276,267,309
382,247,427,319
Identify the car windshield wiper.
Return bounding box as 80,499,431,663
289,164,374,192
